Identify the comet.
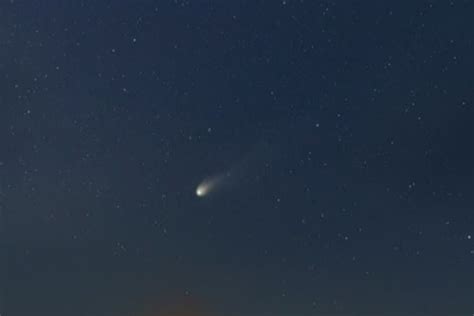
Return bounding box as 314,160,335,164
195,173,228,197
196,183,210,197
195,141,273,198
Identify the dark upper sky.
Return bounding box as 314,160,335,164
1,1,473,315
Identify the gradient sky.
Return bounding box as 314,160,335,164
1,1,473,315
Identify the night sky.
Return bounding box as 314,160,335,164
1,1,473,315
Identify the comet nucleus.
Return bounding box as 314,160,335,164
196,184,208,197
196,180,215,197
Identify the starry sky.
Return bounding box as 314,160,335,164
1,1,473,315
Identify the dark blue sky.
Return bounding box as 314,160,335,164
1,1,473,315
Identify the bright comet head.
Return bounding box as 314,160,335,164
196,174,226,198
196,183,208,197
196,187,205,197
